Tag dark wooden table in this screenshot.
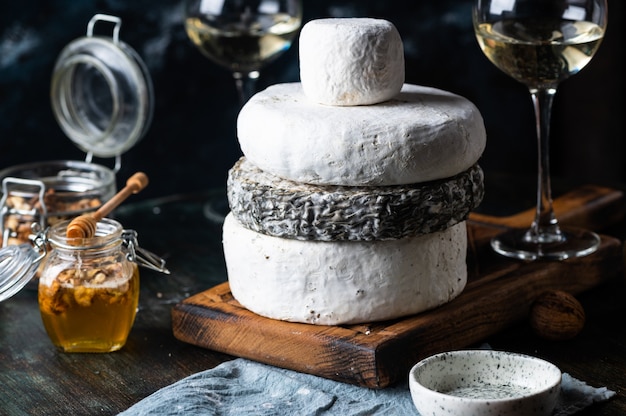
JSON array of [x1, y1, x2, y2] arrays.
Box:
[[1, 183, 625, 415]]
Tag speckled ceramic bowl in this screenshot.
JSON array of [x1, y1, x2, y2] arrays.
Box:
[[409, 350, 561, 416]]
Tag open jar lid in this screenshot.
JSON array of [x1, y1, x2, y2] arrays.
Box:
[[0, 244, 41, 302], [50, 14, 154, 159]]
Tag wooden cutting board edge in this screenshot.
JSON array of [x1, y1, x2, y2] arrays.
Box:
[[171, 185, 626, 388], [172, 234, 623, 388]]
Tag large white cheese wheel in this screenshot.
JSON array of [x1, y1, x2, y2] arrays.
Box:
[[223, 213, 467, 325], [299, 18, 405, 106], [238, 83, 486, 186], [228, 156, 484, 241]]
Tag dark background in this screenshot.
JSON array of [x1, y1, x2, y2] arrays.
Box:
[[0, 0, 623, 204]]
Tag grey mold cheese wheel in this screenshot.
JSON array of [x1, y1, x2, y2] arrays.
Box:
[[227, 157, 484, 241]]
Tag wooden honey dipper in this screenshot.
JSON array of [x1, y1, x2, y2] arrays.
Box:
[[66, 172, 149, 239]]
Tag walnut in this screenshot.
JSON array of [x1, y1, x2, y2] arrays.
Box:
[[39, 280, 69, 315], [73, 286, 95, 307], [529, 290, 586, 341], [91, 272, 107, 284], [57, 269, 73, 283]]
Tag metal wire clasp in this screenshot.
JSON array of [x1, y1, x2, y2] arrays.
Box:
[[29, 223, 49, 264], [87, 14, 122, 44], [122, 230, 170, 274]]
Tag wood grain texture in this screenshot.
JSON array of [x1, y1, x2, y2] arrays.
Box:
[[172, 185, 626, 388]]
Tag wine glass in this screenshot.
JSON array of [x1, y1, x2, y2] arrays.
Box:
[[184, 0, 303, 105], [473, 0, 607, 260]]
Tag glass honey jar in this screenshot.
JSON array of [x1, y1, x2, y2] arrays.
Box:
[[34, 218, 167, 352]]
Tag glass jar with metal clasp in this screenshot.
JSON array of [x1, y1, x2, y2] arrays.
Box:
[[0, 13, 153, 249], [0, 217, 168, 352]]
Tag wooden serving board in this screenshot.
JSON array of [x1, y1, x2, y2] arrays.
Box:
[[172, 185, 625, 389]]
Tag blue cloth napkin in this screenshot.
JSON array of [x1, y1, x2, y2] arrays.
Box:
[[119, 358, 615, 416]]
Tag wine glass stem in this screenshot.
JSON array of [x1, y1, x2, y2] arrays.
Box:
[[528, 87, 562, 244], [233, 71, 259, 106]]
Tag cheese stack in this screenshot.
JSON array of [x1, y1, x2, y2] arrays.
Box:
[[223, 18, 487, 325]]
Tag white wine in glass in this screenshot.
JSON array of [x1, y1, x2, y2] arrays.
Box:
[[473, 0, 607, 260], [185, 0, 302, 104]]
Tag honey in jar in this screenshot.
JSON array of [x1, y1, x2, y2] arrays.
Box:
[[38, 218, 140, 353]]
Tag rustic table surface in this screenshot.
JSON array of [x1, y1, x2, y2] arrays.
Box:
[[1, 180, 625, 415]]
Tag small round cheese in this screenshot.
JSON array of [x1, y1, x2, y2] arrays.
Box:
[[228, 157, 484, 241], [223, 213, 468, 325], [238, 83, 486, 186], [299, 18, 405, 106]]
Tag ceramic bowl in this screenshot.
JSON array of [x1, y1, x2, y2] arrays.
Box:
[[409, 350, 561, 416]]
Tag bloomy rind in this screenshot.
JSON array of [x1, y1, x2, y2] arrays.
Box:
[[223, 213, 468, 325], [299, 18, 405, 106], [237, 83, 487, 186]]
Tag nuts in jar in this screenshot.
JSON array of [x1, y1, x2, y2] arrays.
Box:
[[3, 189, 103, 246], [0, 160, 116, 247]]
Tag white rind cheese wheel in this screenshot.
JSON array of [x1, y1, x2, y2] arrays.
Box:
[[227, 156, 484, 241], [299, 18, 405, 106], [223, 213, 468, 325], [238, 83, 486, 186]]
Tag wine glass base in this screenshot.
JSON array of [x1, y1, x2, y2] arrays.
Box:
[[203, 198, 228, 224], [491, 227, 601, 261]]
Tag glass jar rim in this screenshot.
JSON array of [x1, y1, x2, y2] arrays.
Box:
[[48, 217, 124, 250]]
